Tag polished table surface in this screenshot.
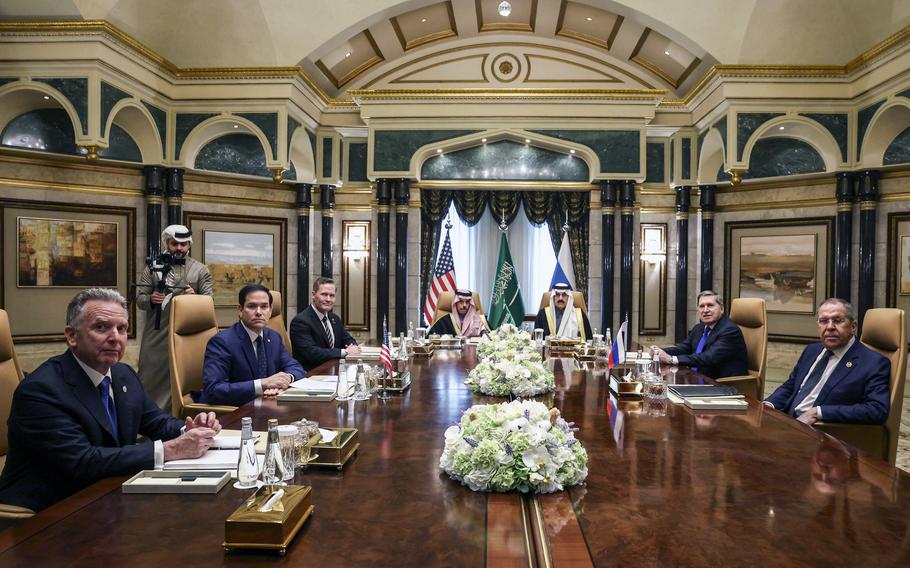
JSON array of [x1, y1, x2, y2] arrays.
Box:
[[1, 349, 909, 566]]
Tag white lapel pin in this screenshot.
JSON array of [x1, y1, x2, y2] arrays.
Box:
[[845, 361, 853, 369], [123, 385, 128, 392]]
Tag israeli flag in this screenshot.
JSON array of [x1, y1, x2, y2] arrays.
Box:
[[549, 231, 576, 290]]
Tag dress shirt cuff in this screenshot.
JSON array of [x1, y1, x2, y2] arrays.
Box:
[[154, 440, 164, 470], [671, 356, 679, 366], [341, 348, 347, 358], [816, 406, 823, 419], [254, 379, 263, 396], [762, 401, 775, 409]]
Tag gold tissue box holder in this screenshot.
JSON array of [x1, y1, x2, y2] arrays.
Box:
[[378, 369, 411, 392], [309, 427, 360, 470], [411, 342, 435, 357], [547, 337, 581, 354], [609, 375, 643, 397], [430, 335, 464, 349], [224, 484, 313, 554]]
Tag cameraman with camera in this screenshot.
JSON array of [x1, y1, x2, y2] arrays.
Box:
[[137, 224, 213, 412]]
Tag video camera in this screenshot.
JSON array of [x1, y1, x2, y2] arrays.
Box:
[[138, 251, 188, 330]]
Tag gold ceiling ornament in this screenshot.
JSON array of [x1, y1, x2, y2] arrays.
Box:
[[727, 168, 744, 186], [271, 167, 286, 183]]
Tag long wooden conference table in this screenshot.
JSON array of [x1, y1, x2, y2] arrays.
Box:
[[1, 347, 909, 566]]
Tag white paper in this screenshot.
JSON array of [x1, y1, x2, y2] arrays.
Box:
[[318, 428, 338, 444], [163, 449, 239, 470], [289, 376, 338, 393]]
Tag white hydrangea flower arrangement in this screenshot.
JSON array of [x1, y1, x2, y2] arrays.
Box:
[[476, 323, 536, 360], [439, 400, 588, 493], [465, 350, 554, 397]]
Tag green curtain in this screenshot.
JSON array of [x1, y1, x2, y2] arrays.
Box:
[[418, 189, 453, 325], [487, 190, 523, 227], [452, 190, 488, 226], [521, 191, 552, 226]]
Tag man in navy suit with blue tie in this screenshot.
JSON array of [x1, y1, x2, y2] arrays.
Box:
[[765, 298, 890, 425], [197, 284, 304, 407], [650, 290, 748, 379], [0, 288, 220, 512]]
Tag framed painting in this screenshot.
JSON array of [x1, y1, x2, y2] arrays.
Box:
[[725, 217, 833, 342], [1, 199, 135, 342], [185, 212, 287, 327]]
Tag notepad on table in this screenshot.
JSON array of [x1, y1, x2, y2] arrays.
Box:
[[288, 376, 339, 393], [163, 449, 239, 470], [669, 385, 743, 399]]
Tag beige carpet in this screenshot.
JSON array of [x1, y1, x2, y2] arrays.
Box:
[[763, 367, 910, 473]]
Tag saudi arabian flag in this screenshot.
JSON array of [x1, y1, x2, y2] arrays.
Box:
[[488, 232, 526, 328]]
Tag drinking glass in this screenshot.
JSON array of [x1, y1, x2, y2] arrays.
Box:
[[292, 420, 318, 469], [353, 364, 371, 401], [416, 326, 427, 343], [533, 328, 544, 346], [277, 425, 297, 481], [335, 361, 351, 401]]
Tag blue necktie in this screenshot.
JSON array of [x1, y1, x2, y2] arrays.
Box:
[[255, 336, 268, 378], [99, 376, 118, 437], [692, 326, 710, 371], [789, 349, 834, 416]]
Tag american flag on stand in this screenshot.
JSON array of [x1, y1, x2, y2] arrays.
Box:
[[423, 228, 457, 324], [380, 316, 394, 377]]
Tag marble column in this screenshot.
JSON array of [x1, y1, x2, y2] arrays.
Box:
[[619, 180, 635, 330], [165, 168, 184, 226], [394, 179, 410, 335], [320, 185, 335, 278], [857, 170, 879, 330], [699, 185, 716, 293], [600, 181, 618, 337], [143, 165, 164, 259], [296, 183, 313, 306], [833, 172, 855, 302], [675, 186, 691, 343], [376, 180, 392, 341]]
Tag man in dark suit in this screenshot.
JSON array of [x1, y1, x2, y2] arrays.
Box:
[[0, 288, 219, 512], [650, 290, 748, 379], [197, 284, 304, 407], [290, 277, 361, 371], [765, 298, 890, 425]]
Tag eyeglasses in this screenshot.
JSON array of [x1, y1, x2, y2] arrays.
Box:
[[817, 317, 849, 326]]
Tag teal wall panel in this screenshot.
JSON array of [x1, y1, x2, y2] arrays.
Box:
[[857, 100, 885, 160], [531, 130, 640, 173], [743, 137, 824, 179], [175, 113, 217, 160], [322, 137, 333, 178], [373, 129, 479, 172], [801, 113, 848, 162], [2, 108, 138, 162], [420, 140, 588, 181], [100, 82, 131, 137], [237, 112, 278, 158], [681, 138, 692, 179], [196, 132, 270, 177], [737, 112, 784, 160], [884, 126, 910, 165], [348, 142, 368, 182], [645, 142, 665, 183], [141, 101, 167, 157], [35, 78, 88, 135]]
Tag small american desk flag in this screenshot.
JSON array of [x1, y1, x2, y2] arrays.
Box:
[[380, 316, 393, 376], [423, 228, 457, 324]]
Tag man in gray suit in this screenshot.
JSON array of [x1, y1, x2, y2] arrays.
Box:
[[136, 224, 213, 411]]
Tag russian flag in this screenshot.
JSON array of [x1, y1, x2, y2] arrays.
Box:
[[608, 320, 628, 369], [549, 231, 576, 290]]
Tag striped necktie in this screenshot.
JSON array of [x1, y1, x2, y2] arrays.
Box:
[[322, 316, 335, 347]]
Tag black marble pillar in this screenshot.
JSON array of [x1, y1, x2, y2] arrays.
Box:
[[857, 170, 879, 330], [296, 184, 313, 307], [619, 180, 635, 330], [600, 181, 618, 337], [143, 165, 164, 259], [834, 172, 855, 302], [393, 180, 410, 335], [376, 180, 392, 341], [165, 168, 184, 226], [319, 185, 335, 278], [675, 186, 691, 343], [699, 185, 716, 293]]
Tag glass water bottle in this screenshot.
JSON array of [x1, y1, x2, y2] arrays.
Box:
[[234, 417, 259, 489], [262, 418, 287, 485]]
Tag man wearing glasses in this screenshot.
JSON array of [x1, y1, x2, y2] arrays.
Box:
[[765, 298, 890, 425]]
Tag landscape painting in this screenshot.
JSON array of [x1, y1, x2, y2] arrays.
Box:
[[901, 235, 910, 295], [17, 217, 118, 287], [738, 234, 816, 313], [204, 230, 275, 306]]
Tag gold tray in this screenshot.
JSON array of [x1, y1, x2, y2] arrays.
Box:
[[378, 370, 411, 392], [224, 484, 313, 555], [308, 427, 360, 470]]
